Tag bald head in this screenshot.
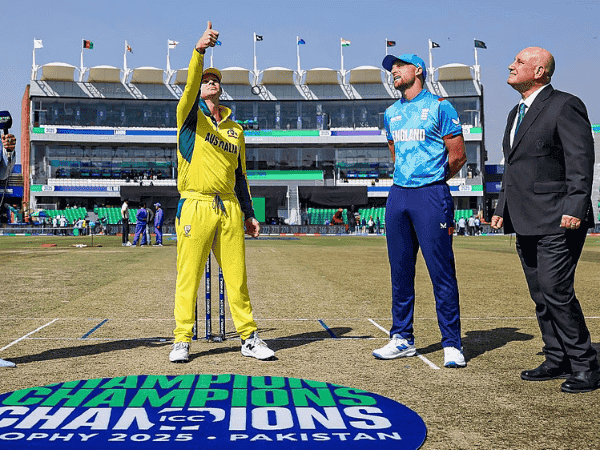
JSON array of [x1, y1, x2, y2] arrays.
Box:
[[508, 47, 555, 98], [524, 47, 555, 79]]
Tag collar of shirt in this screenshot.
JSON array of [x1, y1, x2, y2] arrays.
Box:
[[510, 84, 550, 146], [519, 83, 550, 110], [401, 89, 427, 104]]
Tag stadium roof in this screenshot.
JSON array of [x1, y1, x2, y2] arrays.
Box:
[[221, 67, 252, 85], [260, 67, 296, 85], [437, 63, 474, 81], [40, 63, 77, 82], [348, 66, 384, 84], [174, 68, 188, 85], [130, 67, 164, 84], [304, 68, 340, 85], [87, 66, 121, 83]]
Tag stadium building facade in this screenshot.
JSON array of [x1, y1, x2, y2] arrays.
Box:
[[20, 53, 488, 225]]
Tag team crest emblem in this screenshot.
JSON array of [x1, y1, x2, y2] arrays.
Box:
[[420, 109, 429, 120], [227, 129, 238, 139], [184, 225, 192, 237]]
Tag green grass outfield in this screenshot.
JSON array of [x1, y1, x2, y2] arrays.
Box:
[[1, 234, 599, 449]]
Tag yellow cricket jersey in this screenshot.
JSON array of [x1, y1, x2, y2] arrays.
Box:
[[176, 49, 254, 219]]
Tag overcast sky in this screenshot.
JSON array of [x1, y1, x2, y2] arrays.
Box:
[[2, 0, 600, 164]]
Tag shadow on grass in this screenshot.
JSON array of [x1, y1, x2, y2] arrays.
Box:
[[8, 327, 360, 364], [188, 327, 359, 361], [9, 338, 172, 365], [417, 327, 535, 362]]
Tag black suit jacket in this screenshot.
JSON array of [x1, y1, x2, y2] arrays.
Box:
[[494, 85, 595, 235]]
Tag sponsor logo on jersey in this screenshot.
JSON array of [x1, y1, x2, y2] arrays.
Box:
[[184, 225, 192, 237], [390, 115, 402, 123], [0, 375, 427, 449], [205, 133, 239, 155], [420, 109, 429, 121], [452, 118, 460, 125], [227, 129, 239, 139], [392, 129, 426, 143]]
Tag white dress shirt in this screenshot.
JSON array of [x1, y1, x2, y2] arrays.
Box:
[[510, 84, 551, 147]]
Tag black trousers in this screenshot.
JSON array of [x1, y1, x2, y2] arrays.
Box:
[[516, 230, 599, 372], [122, 219, 130, 244]]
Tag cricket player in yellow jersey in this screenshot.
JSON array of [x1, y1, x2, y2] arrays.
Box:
[[170, 22, 275, 362]]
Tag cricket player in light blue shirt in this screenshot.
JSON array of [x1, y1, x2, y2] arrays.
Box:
[[373, 53, 468, 368]]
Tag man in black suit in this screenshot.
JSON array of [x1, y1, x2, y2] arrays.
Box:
[[491, 47, 599, 393]]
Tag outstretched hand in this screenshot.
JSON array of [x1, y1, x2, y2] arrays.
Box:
[[195, 21, 219, 53]]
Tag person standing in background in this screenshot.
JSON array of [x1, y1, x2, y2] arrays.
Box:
[[145, 203, 154, 245], [121, 199, 132, 246], [153, 202, 164, 246], [132, 202, 148, 247]]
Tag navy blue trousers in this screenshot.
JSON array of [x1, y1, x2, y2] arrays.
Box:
[[385, 183, 462, 348], [133, 223, 147, 246]]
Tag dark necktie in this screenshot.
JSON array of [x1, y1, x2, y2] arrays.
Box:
[[515, 103, 526, 133]]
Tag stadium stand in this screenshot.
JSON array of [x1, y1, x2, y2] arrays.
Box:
[[94, 207, 137, 224]]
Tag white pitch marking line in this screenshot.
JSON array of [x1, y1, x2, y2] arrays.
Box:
[[368, 318, 440, 370], [0, 319, 59, 352]]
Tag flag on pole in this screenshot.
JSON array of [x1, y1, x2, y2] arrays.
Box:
[[386, 40, 396, 47], [253, 33, 262, 77], [34, 39, 43, 49], [82, 40, 94, 49], [428, 39, 439, 74], [474, 40, 487, 49], [168, 40, 179, 49], [297, 38, 306, 45], [341, 39, 351, 47], [126, 43, 133, 53]]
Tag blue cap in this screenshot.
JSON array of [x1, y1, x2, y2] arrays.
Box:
[[382, 54, 427, 80], [154, 202, 161, 207]]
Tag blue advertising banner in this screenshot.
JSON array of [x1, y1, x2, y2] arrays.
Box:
[[0, 375, 427, 449]]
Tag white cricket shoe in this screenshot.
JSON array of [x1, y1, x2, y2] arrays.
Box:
[[373, 334, 417, 360], [169, 342, 190, 363], [241, 332, 275, 360], [0, 358, 16, 368], [444, 346, 466, 368]]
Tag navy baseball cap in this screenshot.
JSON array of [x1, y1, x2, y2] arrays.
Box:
[[382, 54, 427, 80]]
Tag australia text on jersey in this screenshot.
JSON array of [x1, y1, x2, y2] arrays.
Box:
[[205, 133, 239, 155]]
